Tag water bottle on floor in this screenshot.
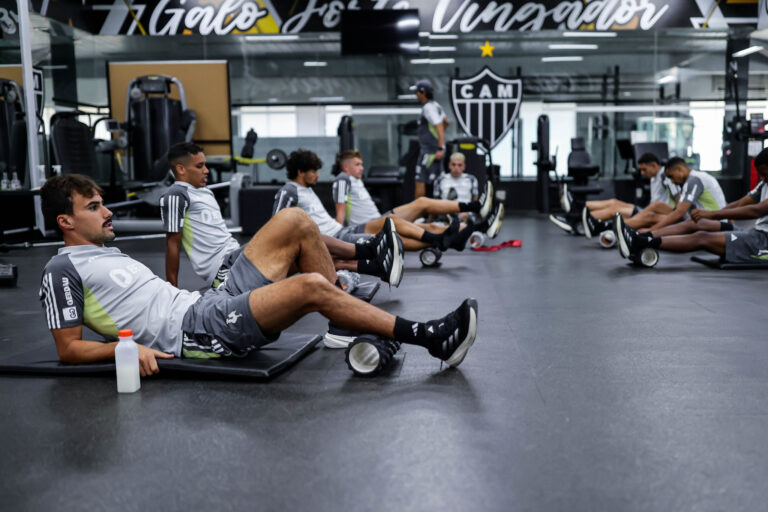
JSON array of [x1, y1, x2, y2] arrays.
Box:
[[115, 329, 140, 393]]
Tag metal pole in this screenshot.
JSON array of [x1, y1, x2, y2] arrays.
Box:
[[18, 0, 46, 235]]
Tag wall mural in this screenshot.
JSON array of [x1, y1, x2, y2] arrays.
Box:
[[27, 0, 759, 36]]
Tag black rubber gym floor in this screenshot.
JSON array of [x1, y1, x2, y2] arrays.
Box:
[[2, 214, 767, 511]]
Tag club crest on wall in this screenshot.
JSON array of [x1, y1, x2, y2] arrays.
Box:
[[450, 67, 522, 149]]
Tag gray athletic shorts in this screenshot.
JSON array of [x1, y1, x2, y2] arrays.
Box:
[[336, 223, 370, 243], [724, 228, 768, 264], [415, 150, 442, 183], [181, 252, 276, 358], [212, 245, 245, 288]]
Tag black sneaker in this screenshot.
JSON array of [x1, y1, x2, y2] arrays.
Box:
[[438, 216, 461, 251], [324, 321, 361, 349], [478, 181, 494, 219], [485, 202, 504, 239], [614, 213, 650, 259], [355, 228, 387, 261], [426, 298, 478, 368], [378, 217, 404, 287], [449, 219, 476, 251], [560, 183, 573, 213], [581, 207, 608, 239], [549, 214, 574, 233]]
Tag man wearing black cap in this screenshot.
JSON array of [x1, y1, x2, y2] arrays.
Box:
[[411, 78, 449, 199]]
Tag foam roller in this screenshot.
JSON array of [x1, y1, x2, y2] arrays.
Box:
[[345, 335, 401, 377]]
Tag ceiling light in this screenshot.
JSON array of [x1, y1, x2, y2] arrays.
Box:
[[732, 45, 764, 58], [548, 43, 598, 50], [541, 56, 583, 62], [410, 58, 455, 64], [419, 32, 430, 37], [419, 46, 457, 52], [309, 96, 345, 102], [429, 34, 458, 40], [562, 31, 616, 38], [398, 94, 415, 99], [245, 34, 299, 41], [657, 75, 676, 84], [396, 17, 420, 30], [304, 61, 328, 67]]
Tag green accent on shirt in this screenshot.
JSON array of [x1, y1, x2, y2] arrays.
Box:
[[83, 285, 118, 338], [346, 195, 352, 225], [181, 211, 193, 256], [698, 190, 720, 211], [428, 123, 438, 140]]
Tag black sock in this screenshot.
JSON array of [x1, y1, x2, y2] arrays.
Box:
[[420, 230, 441, 245], [450, 225, 475, 251], [357, 259, 379, 276], [649, 237, 662, 249], [393, 316, 429, 347], [354, 240, 375, 260], [459, 201, 480, 213]]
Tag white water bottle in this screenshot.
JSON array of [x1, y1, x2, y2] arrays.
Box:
[[115, 329, 141, 393], [1, 172, 8, 191], [10, 172, 20, 190]]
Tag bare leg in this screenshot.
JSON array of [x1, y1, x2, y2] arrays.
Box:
[[651, 218, 723, 237], [364, 215, 432, 250], [658, 231, 726, 256], [393, 197, 461, 222], [321, 234, 355, 260], [414, 181, 426, 199], [591, 203, 635, 221], [243, 207, 337, 284], [626, 209, 666, 229], [248, 273, 397, 337], [587, 198, 630, 211]]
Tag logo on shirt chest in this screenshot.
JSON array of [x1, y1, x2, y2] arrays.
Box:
[[108, 263, 144, 288]]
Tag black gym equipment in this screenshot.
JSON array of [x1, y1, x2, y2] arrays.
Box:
[[691, 255, 768, 270], [351, 279, 380, 302], [0, 79, 28, 186], [533, 115, 556, 213], [344, 334, 401, 377], [0, 332, 320, 380], [331, 115, 355, 176], [419, 246, 442, 267], [629, 248, 659, 268], [0, 263, 18, 287], [125, 75, 196, 182]]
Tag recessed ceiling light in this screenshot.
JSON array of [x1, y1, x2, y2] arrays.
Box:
[[548, 44, 598, 50], [304, 61, 328, 67], [562, 31, 616, 38], [541, 56, 584, 62], [245, 35, 299, 42]]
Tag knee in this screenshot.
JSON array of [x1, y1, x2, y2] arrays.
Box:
[[277, 207, 317, 234], [415, 196, 430, 208], [298, 272, 334, 307]]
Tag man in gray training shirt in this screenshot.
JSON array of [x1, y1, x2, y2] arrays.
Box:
[[38, 174, 478, 376], [615, 148, 768, 264]]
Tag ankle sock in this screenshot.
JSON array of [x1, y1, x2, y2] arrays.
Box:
[[649, 237, 662, 249], [393, 316, 429, 347], [420, 230, 441, 245], [354, 240, 375, 260], [459, 201, 480, 213]]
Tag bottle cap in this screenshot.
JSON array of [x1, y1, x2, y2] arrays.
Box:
[[118, 329, 133, 337]]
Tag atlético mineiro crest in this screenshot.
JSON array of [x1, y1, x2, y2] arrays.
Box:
[[450, 67, 522, 149]]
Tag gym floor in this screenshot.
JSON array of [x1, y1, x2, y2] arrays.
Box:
[[1, 214, 767, 511]]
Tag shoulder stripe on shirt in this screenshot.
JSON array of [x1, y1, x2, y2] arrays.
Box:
[[43, 273, 61, 329]]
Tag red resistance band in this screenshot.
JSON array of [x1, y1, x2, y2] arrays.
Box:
[[471, 240, 522, 252]]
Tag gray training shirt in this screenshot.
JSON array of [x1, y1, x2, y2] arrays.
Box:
[[433, 173, 478, 203], [332, 173, 381, 225], [273, 181, 345, 237], [160, 181, 240, 284], [39, 245, 201, 356], [749, 180, 768, 233]]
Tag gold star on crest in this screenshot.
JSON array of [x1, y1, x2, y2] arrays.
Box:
[[479, 41, 495, 57]]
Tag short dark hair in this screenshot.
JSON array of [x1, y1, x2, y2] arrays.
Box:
[[637, 152, 660, 165], [665, 157, 687, 171], [339, 150, 362, 165], [286, 149, 322, 179], [755, 148, 768, 169], [167, 142, 204, 174], [40, 174, 104, 233]]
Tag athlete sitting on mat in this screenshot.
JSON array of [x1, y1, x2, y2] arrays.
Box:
[[333, 149, 500, 231], [614, 148, 768, 264], [432, 152, 480, 223], [275, 149, 484, 253], [553, 152, 680, 237], [38, 174, 478, 375], [160, 142, 401, 288]]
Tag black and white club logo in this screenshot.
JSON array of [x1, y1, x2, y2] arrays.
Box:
[[450, 67, 522, 149]]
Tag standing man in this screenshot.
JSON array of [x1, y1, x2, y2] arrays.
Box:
[[412, 79, 449, 199]]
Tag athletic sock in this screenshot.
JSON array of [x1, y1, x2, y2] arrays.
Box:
[[649, 237, 662, 249], [459, 201, 481, 213], [450, 224, 475, 251], [354, 241, 375, 261], [393, 316, 429, 347], [420, 230, 441, 245], [356, 259, 379, 276]]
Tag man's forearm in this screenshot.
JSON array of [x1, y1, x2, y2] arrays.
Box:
[[165, 250, 180, 287], [718, 203, 768, 220], [651, 210, 685, 230], [59, 339, 118, 364]]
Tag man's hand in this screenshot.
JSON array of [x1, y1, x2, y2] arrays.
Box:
[[435, 148, 445, 161], [691, 209, 715, 222], [137, 345, 174, 377]]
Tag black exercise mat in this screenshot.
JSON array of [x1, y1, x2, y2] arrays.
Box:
[[0, 332, 321, 380], [352, 279, 380, 302], [691, 255, 768, 270]]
